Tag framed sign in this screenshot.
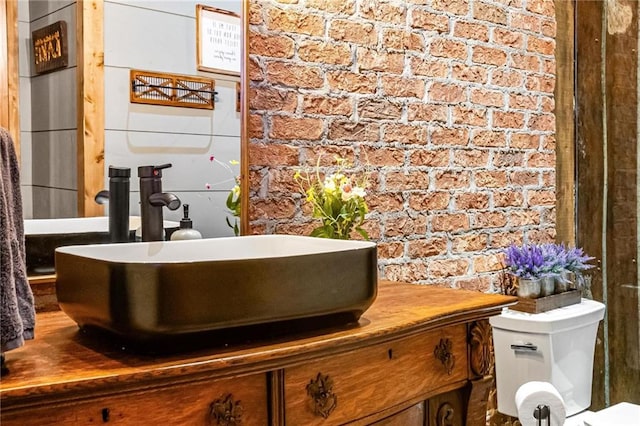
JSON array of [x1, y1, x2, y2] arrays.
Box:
[[32, 21, 68, 74], [196, 5, 241, 76]]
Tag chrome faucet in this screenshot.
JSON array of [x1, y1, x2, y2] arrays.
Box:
[[138, 163, 180, 242]]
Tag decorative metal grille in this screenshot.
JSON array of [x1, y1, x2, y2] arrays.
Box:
[[130, 70, 216, 110]]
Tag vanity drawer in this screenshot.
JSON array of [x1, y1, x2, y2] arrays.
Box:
[[284, 324, 467, 425], [2, 373, 267, 426]]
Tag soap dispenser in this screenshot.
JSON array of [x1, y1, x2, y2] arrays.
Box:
[[170, 204, 202, 240]]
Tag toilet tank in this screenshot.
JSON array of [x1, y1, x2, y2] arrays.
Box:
[[490, 300, 605, 417]]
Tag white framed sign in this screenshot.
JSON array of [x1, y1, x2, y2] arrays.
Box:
[[196, 5, 241, 76]]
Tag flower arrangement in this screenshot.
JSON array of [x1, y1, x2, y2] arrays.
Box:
[[294, 157, 369, 240], [505, 243, 595, 280], [206, 156, 241, 236]]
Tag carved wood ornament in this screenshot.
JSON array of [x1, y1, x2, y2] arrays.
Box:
[[208, 394, 243, 426], [469, 320, 494, 377], [306, 372, 337, 418], [436, 402, 456, 426], [434, 338, 456, 375]]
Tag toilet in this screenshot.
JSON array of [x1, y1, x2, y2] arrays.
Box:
[[490, 299, 640, 425]]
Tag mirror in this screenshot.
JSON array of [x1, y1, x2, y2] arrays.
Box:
[[14, 0, 245, 238]]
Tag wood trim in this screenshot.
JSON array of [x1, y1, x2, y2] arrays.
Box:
[[240, 0, 249, 235], [554, 0, 576, 245], [0, 0, 20, 160], [76, 0, 105, 217]]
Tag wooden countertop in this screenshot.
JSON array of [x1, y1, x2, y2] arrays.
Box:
[[1, 281, 515, 410]]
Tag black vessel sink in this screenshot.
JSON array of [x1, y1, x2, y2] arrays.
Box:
[[55, 235, 378, 341]]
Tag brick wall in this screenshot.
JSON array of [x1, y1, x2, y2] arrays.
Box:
[[247, 0, 557, 291]]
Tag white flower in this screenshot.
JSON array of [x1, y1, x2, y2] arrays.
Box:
[[341, 183, 366, 201]]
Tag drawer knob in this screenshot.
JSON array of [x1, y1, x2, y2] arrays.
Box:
[[434, 338, 456, 375], [209, 393, 243, 426], [306, 372, 337, 419]]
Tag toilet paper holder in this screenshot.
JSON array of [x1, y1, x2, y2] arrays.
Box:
[[533, 404, 550, 426]]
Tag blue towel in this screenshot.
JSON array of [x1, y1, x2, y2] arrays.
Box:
[[0, 127, 35, 352]]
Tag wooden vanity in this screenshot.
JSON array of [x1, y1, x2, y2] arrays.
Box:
[[1, 281, 514, 425]]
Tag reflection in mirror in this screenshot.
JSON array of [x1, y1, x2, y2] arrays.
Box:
[[17, 0, 242, 238]]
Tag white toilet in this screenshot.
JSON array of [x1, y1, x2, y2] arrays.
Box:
[[490, 299, 640, 425]]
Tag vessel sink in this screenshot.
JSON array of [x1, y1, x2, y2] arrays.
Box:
[[55, 235, 378, 341], [24, 216, 179, 276]]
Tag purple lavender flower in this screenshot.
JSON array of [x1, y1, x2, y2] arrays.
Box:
[[504, 244, 545, 279], [565, 246, 595, 272]]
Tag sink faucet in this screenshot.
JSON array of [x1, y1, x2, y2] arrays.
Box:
[[138, 163, 181, 242], [94, 166, 131, 243]]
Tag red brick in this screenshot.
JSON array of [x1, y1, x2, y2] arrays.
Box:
[[367, 193, 404, 212], [470, 88, 504, 107], [429, 82, 466, 103], [529, 113, 555, 132], [494, 151, 525, 167], [298, 40, 352, 65], [382, 76, 426, 99], [411, 10, 449, 32], [527, 152, 555, 168], [250, 87, 297, 112], [473, 253, 503, 273], [330, 20, 377, 46], [472, 130, 506, 147], [386, 170, 430, 190], [452, 106, 487, 127], [377, 241, 405, 259], [511, 133, 539, 149], [360, 0, 406, 24], [327, 70, 377, 94], [249, 143, 299, 166], [473, 2, 507, 25], [472, 46, 508, 66], [490, 230, 524, 249], [362, 146, 404, 166], [249, 2, 263, 25], [430, 38, 467, 60], [541, 96, 554, 113], [302, 146, 356, 166], [249, 32, 295, 58], [542, 134, 555, 150], [384, 263, 428, 283], [432, 127, 469, 146], [542, 170, 555, 187], [410, 149, 450, 167], [510, 171, 539, 186], [528, 36, 555, 56], [492, 70, 524, 87], [526, 0, 555, 17], [455, 192, 489, 209], [359, 99, 403, 120], [409, 192, 450, 210], [494, 190, 524, 207], [248, 113, 264, 139], [526, 74, 555, 93], [509, 93, 537, 110], [511, 53, 541, 72], [474, 211, 507, 229], [454, 21, 489, 41], [329, 120, 380, 141], [385, 214, 427, 237], [543, 59, 555, 74], [250, 197, 296, 220], [428, 258, 469, 277], [384, 124, 428, 144], [357, 47, 405, 73], [248, 56, 264, 82], [453, 149, 489, 167], [275, 221, 318, 236], [475, 170, 508, 188], [306, 0, 355, 14], [432, 0, 468, 15], [509, 210, 541, 226], [411, 58, 448, 77], [383, 29, 425, 52], [542, 19, 556, 38], [455, 276, 491, 292], [493, 111, 525, 129], [303, 95, 352, 116], [511, 12, 541, 33], [269, 116, 324, 140], [266, 62, 323, 88], [452, 233, 487, 253], [452, 64, 488, 83], [435, 170, 470, 189], [494, 28, 524, 48], [526, 228, 556, 244], [528, 190, 555, 206], [268, 168, 299, 193], [267, 8, 324, 36], [408, 238, 448, 258], [407, 104, 448, 122]]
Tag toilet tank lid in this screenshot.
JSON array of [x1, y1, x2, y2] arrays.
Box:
[[489, 299, 605, 334]]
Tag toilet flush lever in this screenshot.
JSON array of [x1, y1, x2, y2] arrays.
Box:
[[510, 343, 538, 352]]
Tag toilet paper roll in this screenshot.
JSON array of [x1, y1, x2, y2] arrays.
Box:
[[515, 381, 567, 426]]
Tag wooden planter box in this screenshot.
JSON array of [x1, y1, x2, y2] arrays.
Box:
[[511, 290, 582, 314]]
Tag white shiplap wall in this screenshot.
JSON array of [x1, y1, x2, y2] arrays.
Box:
[[103, 0, 242, 238]]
